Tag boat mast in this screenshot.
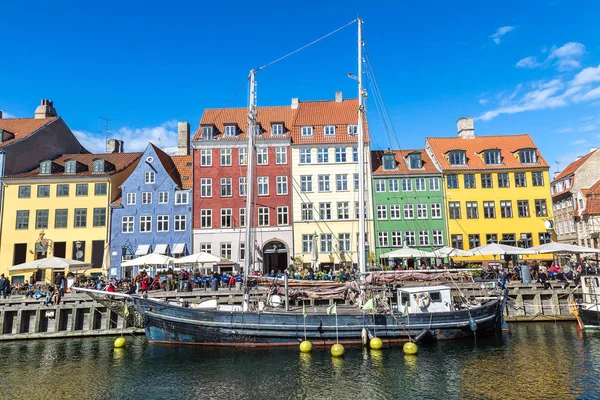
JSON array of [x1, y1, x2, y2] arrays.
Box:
[[357, 18, 367, 275], [244, 69, 257, 287]]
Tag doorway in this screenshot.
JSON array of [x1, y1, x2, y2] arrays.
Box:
[[262, 241, 288, 274]]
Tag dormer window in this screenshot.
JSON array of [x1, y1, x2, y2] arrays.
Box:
[[408, 153, 422, 169], [224, 125, 236, 137], [449, 150, 466, 166], [1, 129, 15, 142], [324, 125, 336, 136], [484, 150, 501, 165], [93, 159, 105, 173], [40, 161, 52, 175], [253, 124, 262, 136], [382, 154, 396, 171], [200, 126, 213, 140], [272, 123, 284, 136], [301, 126, 313, 137], [348, 125, 358, 136], [519, 149, 537, 164], [65, 160, 77, 174]]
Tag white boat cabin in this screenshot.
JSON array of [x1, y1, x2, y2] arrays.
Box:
[[397, 285, 453, 313], [581, 276, 600, 304]]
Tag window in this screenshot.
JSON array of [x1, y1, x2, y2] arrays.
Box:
[[539, 232, 552, 244], [220, 149, 232, 166], [258, 176, 269, 195], [320, 234, 333, 252], [319, 203, 332, 220], [392, 231, 403, 247], [144, 171, 155, 184], [404, 231, 416, 246], [258, 207, 269, 226], [336, 174, 348, 191], [415, 178, 426, 191], [224, 125, 236, 137], [18, 186, 31, 198], [174, 215, 186, 231], [352, 147, 359, 162], [355, 201, 367, 220], [74, 208, 87, 228], [142, 192, 152, 204], [388, 178, 399, 192], [301, 203, 313, 221], [378, 232, 389, 247], [55, 209, 68, 228], [335, 148, 347, 163], [417, 204, 428, 219], [302, 234, 313, 253], [300, 175, 313, 192], [139, 215, 151, 232], [276, 176, 288, 195], [519, 233, 533, 248], [486, 234, 498, 244], [175, 191, 189, 204], [301, 126, 313, 137], [220, 243, 232, 260], [37, 185, 50, 197], [558, 222, 564, 235], [377, 205, 387, 220], [502, 234, 516, 246], [277, 206, 288, 225], [449, 202, 461, 219], [447, 175, 458, 189], [253, 124, 262, 136], [517, 200, 530, 218], [402, 178, 412, 191], [519, 149, 537, 164], [483, 201, 495, 218], [91, 183, 106, 196], [500, 201, 513, 218], [403, 204, 414, 219], [383, 154, 395, 170], [535, 199, 548, 217], [121, 216, 134, 233], [126, 192, 136, 205], [200, 178, 212, 197], [76, 183, 88, 196], [35, 209, 49, 229], [65, 160, 76, 174], [200, 209, 212, 228], [515, 173, 527, 187], [256, 148, 268, 165], [318, 175, 330, 192], [200, 126, 213, 140], [275, 147, 287, 164], [466, 202, 478, 219], [429, 177, 440, 191], [390, 204, 401, 220], [239, 148, 247, 165], [484, 150, 501, 165], [200, 243, 211, 254], [221, 208, 232, 228], [40, 161, 51, 174], [532, 172, 544, 186], [221, 178, 232, 197], [54, 184, 67, 197], [239, 208, 245, 227], [468, 234, 480, 249], [432, 230, 443, 246], [317, 148, 329, 163], [339, 233, 351, 252], [337, 202, 349, 220], [347, 125, 358, 136], [93, 159, 105, 173], [272, 123, 283, 136], [431, 203, 441, 219], [375, 180, 386, 192], [354, 173, 359, 190], [93, 208, 106, 227], [419, 231, 429, 246], [451, 234, 464, 249], [567, 197, 573, 207], [158, 191, 169, 204], [16, 210, 29, 229], [449, 150, 466, 165], [409, 153, 422, 169], [324, 125, 336, 136], [481, 174, 493, 188], [464, 174, 476, 189], [200, 149, 212, 166], [498, 173, 510, 188], [571, 220, 576, 233], [300, 148, 312, 164], [239, 177, 247, 197]]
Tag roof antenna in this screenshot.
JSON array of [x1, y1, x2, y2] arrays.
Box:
[[99, 116, 118, 153], [554, 160, 561, 174]]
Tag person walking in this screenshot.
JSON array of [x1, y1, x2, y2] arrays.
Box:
[[0, 274, 8, 299]]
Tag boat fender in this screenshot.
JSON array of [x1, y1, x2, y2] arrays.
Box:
[[469, 317, 477, 332], [361, 328, 369, 346], [414, 328, 429, 343], [416, 293, 430, 309]]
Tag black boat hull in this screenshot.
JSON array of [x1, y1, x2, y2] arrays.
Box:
[[579, 305, 600, 329]]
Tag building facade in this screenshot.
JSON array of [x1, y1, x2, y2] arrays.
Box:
[[109, 138, 193, 279], [371, 150, 445, 266], [574, 179, 600, 249], [426, 117, 554, 260], [0, 151, 141, 281]]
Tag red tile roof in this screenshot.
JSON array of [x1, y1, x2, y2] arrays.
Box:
[[582, 179, 600, 215], [552, 150, 596, 183], [0, 117, 58, 148], [426, 134, 549, 171], [371, 149, 440, 175], [171, 155, 193, 189]]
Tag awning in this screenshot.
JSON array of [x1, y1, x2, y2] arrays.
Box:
[[135, 245, 151, 256], [172, 243, 186, 255], [154, 244, 169, 255], [264, 248, 288, 254]]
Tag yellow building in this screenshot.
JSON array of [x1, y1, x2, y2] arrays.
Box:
[[426, 118, 554, 262], [0, 152, 141, 282]]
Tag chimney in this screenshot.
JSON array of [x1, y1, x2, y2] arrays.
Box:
[[0, 111, 3, 119], [590, 147, 598, 153], [34, 99, 57, 119], [335, 91, 342, 102], [291, 98, 299, 109], [107, 139, 124, 153], [457, 117, 475, 139], [177, 122, 190, 156]]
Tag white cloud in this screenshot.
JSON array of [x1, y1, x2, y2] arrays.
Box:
[[516, 56, 541, 69], [0, 110, 16, 118], [570, 139, 589, 146], [490, 26, 515, 44], [516, 42, 586, 71], [73, 120, 179, 153], [571, 64, 600, 86], [478, 99, 489, 105], [555, 127, 573, 133]]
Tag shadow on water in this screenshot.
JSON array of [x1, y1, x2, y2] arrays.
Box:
[[0, 323, 599, 400]]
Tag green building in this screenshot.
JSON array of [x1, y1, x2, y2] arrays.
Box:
[[371, 150, 446, 267]]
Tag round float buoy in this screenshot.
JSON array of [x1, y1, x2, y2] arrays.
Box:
[[370, 337, 383, 350], [299, 340, 313, 353], [403, 342, 417, 355], [331, 343, 345, 357], [114, 337, 127, 348]]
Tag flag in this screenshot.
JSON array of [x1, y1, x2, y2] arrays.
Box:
[[327, 303, 337, 315], [362, 298, 374, 311], [303, 303, 307, 318], [402, 303, 409, 317], [124, 304, 130, 318]]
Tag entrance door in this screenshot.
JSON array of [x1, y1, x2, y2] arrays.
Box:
[[262, 241, 288, 274]]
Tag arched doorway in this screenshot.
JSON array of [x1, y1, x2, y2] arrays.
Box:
[[262, 240, 288, 274]]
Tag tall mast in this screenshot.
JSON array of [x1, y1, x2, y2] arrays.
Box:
[[357, 18, 367, 275], [244, 69, 257, 288]]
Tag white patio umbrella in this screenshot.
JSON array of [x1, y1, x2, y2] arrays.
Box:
[[529, 242, 600, 254], [381, 246, 436, 258], [172, 252, 222, 264], [8, 257, 92, 272], [468, 243, 536, 256], [121, 253, 174, 267], [432, 246, 474, 257]]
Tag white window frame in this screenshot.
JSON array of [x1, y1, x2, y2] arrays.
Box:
[[140, 215, 152, 232], [347, 125, 358, 136], [300, 175, 312, 192], [275, 146, 287, 164], [221, 178, 232, 197], [317, 148, 329, 163], [402, 178, 412, 191], [404, 204, 414, 219], [377, 205, 387, 220], [238, 148, 247, 165], [142, 192, 152, 205], [336, 174, 348, 191], [431, 203, 442, 219], [429, 177, 440, 191], [258, 207, 269, 226], [175, 191, 189, 205], [122, 216, 134, 233], [318, 175, 330, 192], [391, 231, 402, 247], [390, 204, 401, 220], [419, 231, 429, 246], [433, 230, 443, 246], [378, 232, 389, 247], [300, 148, 312, 164], [388, 179, 399, 192], [239, 177, 247, 197], [257, 148, 268, 165], [277, 206, 288, 225], [221, 208, 232, 228], [276, 176, 288, 195], [157, 215, 169, 232], [417, 204, 428, 219], [335, 147, 347, 163], [174, 214, 186, 231], [144, 171, 155, 184], [200, 209, 212, 228], [220, 148, 232, 166], [375, 180, 386, 192], [301, 126, 313, 137], [415, 178, 426, 191], [224, 125, 236, 137], [272, 123, 283, 136], [200, 149, 212, 166], [126, 193, 136, 205], [158, 191, 169, 204], [258, 176, 269, 196], [324, 125, 336, 136], [200, 178, 212, 198]]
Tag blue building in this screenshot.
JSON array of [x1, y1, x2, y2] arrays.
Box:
[[109, 143, 193, 278]]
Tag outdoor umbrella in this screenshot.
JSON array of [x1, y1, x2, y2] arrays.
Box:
[[468, 243, 536, 256], [529, 242, 600, 254], [8, 257, 92, 272], [172, 252, 222, 264], [381, 246, 436, 258], [432, 246, 474, 257], [121, 253, 174, 267]]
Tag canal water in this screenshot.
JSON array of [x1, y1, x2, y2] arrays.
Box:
[[0, 322, 599, 400]]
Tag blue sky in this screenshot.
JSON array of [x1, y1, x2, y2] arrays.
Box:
[[1, 0, 599, 172]]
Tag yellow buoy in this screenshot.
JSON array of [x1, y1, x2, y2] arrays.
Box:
[[331, 343, 345, 357], [114, 337, 127, 348], [370, 337, 383, 350], [403, 341, 417, 355], [299, 340, 313, 353]]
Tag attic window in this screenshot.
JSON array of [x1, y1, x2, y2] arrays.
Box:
[[40, 161, 52, 175], [382, 154, 396, 171], [347, 125, 358, 136], [253, 124, 262, 136], [185, 162, 192, 167], [93, 159, 105, 173], [519, 149, 537, 164], [301, 126, 313, 137], [224, 125, 236, 137], [272, 123, 284, 136], [484, 150, 501, 165], [324, 125, 336, 136], [408, 153, 423, 169], [201, 126, 213, 140], [183, 176, 189, 180], [65, 160, 77, 174], [449, 150, 466, 166], [1, 129, 15, 142]]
